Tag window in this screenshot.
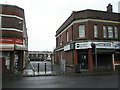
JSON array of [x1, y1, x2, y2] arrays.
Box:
[[103, 26, 107, 38], [71, 25, 74, 41], [78, 25, 85, 38], [0, 16, 1, 27], [66, 31, 69, 42], [94, 25, 98, 38], [114, 27, 118, 38], [60, 35, 63, 45], [56, 38, 58, 46], [108, 26, 113, 38], [60, 51, 63, 60]]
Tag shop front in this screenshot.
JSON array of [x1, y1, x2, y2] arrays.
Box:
[[77, 49, 88, 70], [2, 51, 22, 73], [75, 41, 120, 71], [55, 41, 120, 72], [0, 37, 28, 74]]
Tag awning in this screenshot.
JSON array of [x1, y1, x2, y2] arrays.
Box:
[[97, 49, 115, 54], [15, 44, 28, 50], [0, 44, 28, 51], [115, 49, 120, 54], [0, 44, 14, 51]]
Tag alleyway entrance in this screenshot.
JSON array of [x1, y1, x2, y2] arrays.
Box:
[[22, 61, 75, 76], [23, 61, 55, 76]]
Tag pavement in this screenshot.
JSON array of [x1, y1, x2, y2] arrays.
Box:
[[2, 61, 119, 89], [2, 63, 119, 89], [2, 61, 119, 79], [21, 61, 119, 77]]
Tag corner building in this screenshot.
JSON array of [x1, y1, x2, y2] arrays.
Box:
[[55, 4, 120, 71], [0, 4, 28, 74]]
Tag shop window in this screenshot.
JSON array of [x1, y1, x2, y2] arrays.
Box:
[[115, 54, 120, 61], [108, 26, 113, 38], [94, 25, 98, 38], [14, 54, 19, 72], [2, 52, 10, 71], [103, 26, 107, 38], [78, 25, 85, 38]]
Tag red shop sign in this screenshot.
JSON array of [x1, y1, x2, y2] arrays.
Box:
[[0, 37, 24, 45]]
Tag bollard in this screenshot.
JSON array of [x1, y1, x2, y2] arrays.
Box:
[[45, 63, 46, 74], [38, 63, 39, 73]]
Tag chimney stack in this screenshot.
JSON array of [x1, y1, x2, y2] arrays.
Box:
[[107, 3, 113, 12]]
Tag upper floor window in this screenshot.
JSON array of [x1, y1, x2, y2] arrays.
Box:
[[60, 35, 63, 45], [103, 26, 107, 38], [66, 31, 69, 42], [108, 26, 113, 38], [56, 38, 58, 46], [114, 27, 118, 38], [94, 25, 98, 38], [78, 25, 85, 38]]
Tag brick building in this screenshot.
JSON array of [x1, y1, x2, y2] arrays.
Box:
[[28, 51, 53, 63], [0, 4, 28, 74], [54, 4, 120, 71]]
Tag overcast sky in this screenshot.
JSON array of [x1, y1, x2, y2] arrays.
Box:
[[0, 0, 119, 51]]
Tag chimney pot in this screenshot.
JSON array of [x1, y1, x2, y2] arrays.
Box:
[[107, 3, 113, 12]]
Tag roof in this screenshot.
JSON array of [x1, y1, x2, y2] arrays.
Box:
[[0, 4, 24, 11], [56, 9, 120, 36]]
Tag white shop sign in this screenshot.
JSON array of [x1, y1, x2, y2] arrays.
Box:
[[64, 44, 70, 51], [95, 42, 113, 49], [75, 42, 119, 49], [75, 42, 91, 49]]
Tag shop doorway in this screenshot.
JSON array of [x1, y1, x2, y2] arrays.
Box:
[[14, 51, 23, 72], [77, 50, 88, 69]]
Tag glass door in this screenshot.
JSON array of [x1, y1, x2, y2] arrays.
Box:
[[78, 52, 88, 69]]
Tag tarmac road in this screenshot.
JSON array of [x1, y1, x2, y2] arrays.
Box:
[[3, 73, 118, 88]]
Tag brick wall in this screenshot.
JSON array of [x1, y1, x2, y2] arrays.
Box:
[[1, 5, 24, 18], [0, 4, 26, 39], [1, 30, 23, 38], [56, 20, 120, 47], [2, 17, 23, 30]]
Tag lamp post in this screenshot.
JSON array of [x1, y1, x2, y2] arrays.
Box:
[[91, 43, 97, 71]]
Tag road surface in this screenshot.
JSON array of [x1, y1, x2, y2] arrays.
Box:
[[3, 73, 118, 88]]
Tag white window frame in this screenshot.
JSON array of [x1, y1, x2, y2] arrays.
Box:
[[60, 35, 63, 45], [94, 25, 98, 38], [108, 26, 113, 38], [114, 27, 118, 38], [103, 26, 107, 38], [0, 16, 1, 29], [66, 31, 69, 42], [78, 25, 85, 38]]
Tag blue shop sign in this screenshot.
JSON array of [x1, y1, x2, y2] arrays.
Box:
[[114, 42, 120, 49]]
